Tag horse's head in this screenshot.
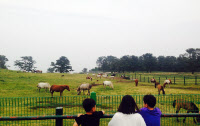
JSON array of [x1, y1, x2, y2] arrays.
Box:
[[77, 87, 81, 95], [64, 85, 70, 91]]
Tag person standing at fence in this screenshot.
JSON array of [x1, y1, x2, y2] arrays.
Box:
[[139, 95, 162, 126], [73, 98, 105, 126], [108, 95, 146, 126]]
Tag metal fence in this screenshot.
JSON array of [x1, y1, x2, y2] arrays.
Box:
[[0, 93, 200, 125], [118, 73, 200, 85]]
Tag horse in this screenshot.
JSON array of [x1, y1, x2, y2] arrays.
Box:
[[37, 82, 51, 92], [86, 76, 92, 81], [103, 81, 114, 89], [77, 83, 92, 95], [157, 84, 165, 95], [121, 75, 130, 80], [96, 75, 101, 79], [153, 80, 160, 88], [173, 99, 200, 123], [150, 78, 156, 83], [134, 79, 138, 86], [111, 74, 116, 76], [32, 70, 42, 73], [50, 85, 70, 97], [102, 74, 108, 78], [163, 79, 172, 88]]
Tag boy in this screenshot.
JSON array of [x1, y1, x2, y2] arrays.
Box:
[[73, 98, 105, 126], [139, 95, 162, 126]]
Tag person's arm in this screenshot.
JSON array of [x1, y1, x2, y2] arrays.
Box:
[[73, 114, 83, 126], [73, 122, 78, 126]]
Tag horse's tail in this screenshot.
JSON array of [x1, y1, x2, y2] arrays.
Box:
[[161, 86, 165, 95], [173, 100, 176, 108]]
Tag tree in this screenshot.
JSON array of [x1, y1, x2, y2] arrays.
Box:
[[82, 68, 87, 73], [141, 53, 157, 73], [0, 55, 8, 69], [184, 48, 200, 74], [14, 56, 36, 72], [51, 56, 72, 73]]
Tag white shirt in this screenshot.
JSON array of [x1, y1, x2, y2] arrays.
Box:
[[108, 112, 146, 126]]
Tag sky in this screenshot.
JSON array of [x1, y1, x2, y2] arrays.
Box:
[[0, 0, 200, 73]]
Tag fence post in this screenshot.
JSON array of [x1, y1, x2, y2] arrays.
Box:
[[184, 76, 185, 85], [56, 107, 63, 126], [135, 73, 136, 79], [159, 77, 160, 84], [90, 91, 96, 102], [148, 77, 149, 83], [144, 77, 145, 82], [174, 77, 175, 84], [195, 76, 197, 85], [140, 75, 141, 82]]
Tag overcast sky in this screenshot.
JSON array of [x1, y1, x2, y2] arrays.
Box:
[[0, 0, 200, 73]]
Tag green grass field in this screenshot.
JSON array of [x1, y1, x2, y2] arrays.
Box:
[[0, 69, 200, 126]]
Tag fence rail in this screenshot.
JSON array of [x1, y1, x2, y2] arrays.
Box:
[[1, 93, 200, 125], [117, 73, 200, 85], [0, 107, 200, 126]]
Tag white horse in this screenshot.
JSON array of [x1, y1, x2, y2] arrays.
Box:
[[163, 79, 172, 88], [103, 81, 114, 89], [37, 82, 51, 92], [96, 75, 101, 79], [102, 74, 108, 78]]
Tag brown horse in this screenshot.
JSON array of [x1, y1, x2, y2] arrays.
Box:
[[135, 79, 138, 86], [50, 85, 70, 97], [151, 78, 156, 83], [86, 76, 92, 81], [173, 99, 200, 123], [157, 84, 165, 95]]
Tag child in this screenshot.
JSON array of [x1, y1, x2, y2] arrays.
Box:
[[139, 95, 162, 126], [73, 98, 105, 126], [108, 95, 146, 126]]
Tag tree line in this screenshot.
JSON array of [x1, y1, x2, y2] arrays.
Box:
[[90, 48, 200, 74], [1, 48, 200, 74], [0, 56, 72, 73]]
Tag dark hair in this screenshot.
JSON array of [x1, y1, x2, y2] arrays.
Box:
[[118, 95, 140, 114], [143, 95, 156, 108], [82, 98, 96, 112]]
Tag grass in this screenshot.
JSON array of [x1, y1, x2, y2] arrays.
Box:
[[1, 69, 200, 126]]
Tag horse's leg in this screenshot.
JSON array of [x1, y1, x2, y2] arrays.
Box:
[[158, 88, 160, 95], [51, 92, 54, 98], [183, 111, 190, 123], [88, 90, 90, 95]]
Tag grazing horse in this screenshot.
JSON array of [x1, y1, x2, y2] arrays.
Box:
[[77, 83, 92, 95], [173, 99, 200, 123], [163, 79, 172, 88], [134, 79, 138, 86], [109, 76, 115, 80], [32, 70, 42, 73], [50, 85, 70, 97], [157, 84, 165, 95], [37, 82, 51, 92], [111, 74, 116, 76], [96, 75, 101, 79], [102, 74, 108, 78], [121, 75, 130, 80], [103, 81, 114, 89], [86, 76, 92, 81]]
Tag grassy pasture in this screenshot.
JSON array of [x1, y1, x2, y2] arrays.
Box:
[[0, 69, 200, 97], [0, 69, 200, 126]]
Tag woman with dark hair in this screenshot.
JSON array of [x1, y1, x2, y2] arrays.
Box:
[[108, 95, 146, 126]]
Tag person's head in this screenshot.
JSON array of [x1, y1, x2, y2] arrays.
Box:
[[82, 98, 96, 112], [143, 95, 156, 108], [118, 95, 140, 114]]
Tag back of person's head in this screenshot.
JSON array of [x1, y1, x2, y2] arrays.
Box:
[[82, 98, 96, 112], [118, 95, 139, 114], [143, 95, 156, 108]]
